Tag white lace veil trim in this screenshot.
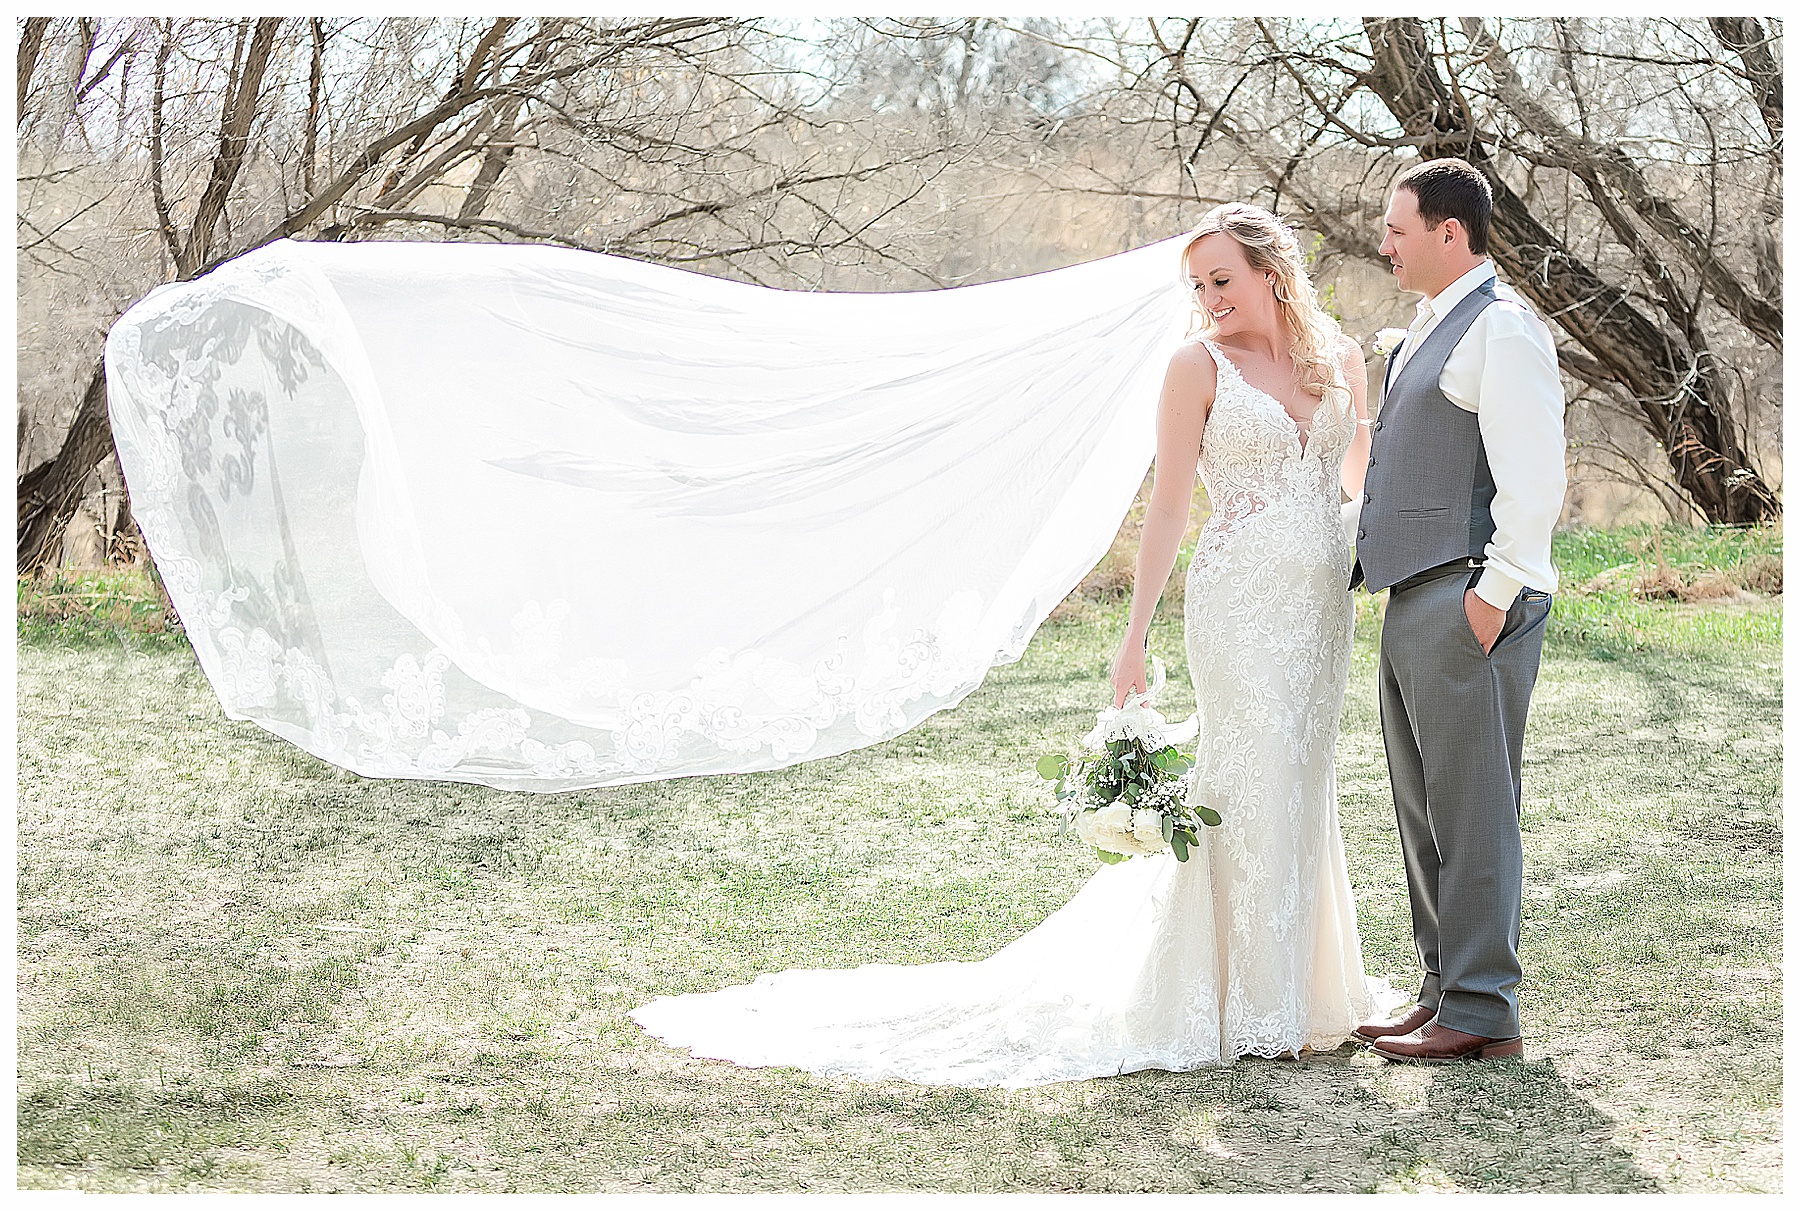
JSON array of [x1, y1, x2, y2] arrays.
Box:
[[103, 237, 1189, 790]]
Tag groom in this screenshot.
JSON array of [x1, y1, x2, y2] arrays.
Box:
[[1349, 158, 1566, 1062]]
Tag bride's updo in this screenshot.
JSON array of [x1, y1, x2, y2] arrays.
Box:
[[1180, 203, 1343, 403]]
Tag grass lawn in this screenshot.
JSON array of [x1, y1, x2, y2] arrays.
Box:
[[15, 525, 1782, 1192]]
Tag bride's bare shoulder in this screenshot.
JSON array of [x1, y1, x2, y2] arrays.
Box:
[[1159, 339, 1220, 420], [1165, 338, 1221, 386]]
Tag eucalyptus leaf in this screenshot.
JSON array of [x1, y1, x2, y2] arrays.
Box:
[[1198, 806, 1222, 828], [1094, 849, 1127, 864], [1171, 832, 1190, 862], [1036, 753, 1069, 779], [1160, 814, 1175, 844]]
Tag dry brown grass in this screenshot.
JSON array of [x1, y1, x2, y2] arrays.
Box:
[[1576, 554, 1779, 605], [1733, 554, 1783, 596]]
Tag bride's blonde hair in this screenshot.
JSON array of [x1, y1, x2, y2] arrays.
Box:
[[1180, 203, 1342, 402]]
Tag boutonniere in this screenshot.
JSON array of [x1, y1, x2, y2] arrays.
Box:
[[1372, 328, 1409, 357]]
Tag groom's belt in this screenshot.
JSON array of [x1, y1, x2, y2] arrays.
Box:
[[1389, 557, 1483, 594]]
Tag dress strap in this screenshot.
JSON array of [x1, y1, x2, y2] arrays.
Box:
[[1194, 337, 1244, 388]]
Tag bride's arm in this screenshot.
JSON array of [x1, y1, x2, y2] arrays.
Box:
[[1338, 335, 1372, 500], [1111, 344, 1215, 707]]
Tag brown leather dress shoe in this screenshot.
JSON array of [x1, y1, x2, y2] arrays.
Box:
[[1351, 1002, 1435, 1044], [1369, 1021, 1523, 1063]]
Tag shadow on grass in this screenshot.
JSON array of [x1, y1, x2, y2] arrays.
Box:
[[8, 1044, 1668, 1194], [463, 1044, 1665, 1193], [1411, 1058, 1660, 1191], [1051, 1050, 1662, 1193], [19, 1077, 299, 1185]]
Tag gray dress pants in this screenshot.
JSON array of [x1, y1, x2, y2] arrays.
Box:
[[1377, 568, 1551, 1039]]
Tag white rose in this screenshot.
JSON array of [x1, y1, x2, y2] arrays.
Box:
[[1372, 327, 1409, 357], [1131, 807, 1166, 843], [1094, 803, 1134, 838], [1073, 811, 1101, 846], [1122, 829, 1160, 856]]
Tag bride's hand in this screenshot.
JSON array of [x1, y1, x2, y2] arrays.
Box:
[[1110, 638, 1149, 708]]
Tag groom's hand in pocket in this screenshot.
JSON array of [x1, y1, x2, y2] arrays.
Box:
[[1463, 588, 1506, 654]]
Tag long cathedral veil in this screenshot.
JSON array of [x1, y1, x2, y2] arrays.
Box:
[[103, 236, 1189, 790]]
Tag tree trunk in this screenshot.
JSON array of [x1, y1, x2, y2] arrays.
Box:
[[109, 468, 144, 565], [17, 360, 111, 573], [1709, 17, 1782, 153], [181, 17, 283, 276], [17, 17, 53, 117]]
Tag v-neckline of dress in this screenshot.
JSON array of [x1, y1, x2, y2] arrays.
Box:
[[1203, 340, 1321, 459]]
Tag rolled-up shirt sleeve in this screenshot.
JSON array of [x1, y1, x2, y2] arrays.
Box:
[[1466, 308, 1566, 609]]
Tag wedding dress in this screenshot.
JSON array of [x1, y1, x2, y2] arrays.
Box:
[[631, 337, 1397, 1086]]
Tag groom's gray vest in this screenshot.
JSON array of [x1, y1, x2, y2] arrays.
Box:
[[1353, 280, 1500, 594]]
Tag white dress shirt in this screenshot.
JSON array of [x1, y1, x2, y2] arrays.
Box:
[[1386, 261, 1566, 609]]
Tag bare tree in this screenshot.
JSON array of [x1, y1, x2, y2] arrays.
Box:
[[17, 16, 975, 571], [25, 16, 1773, 571], [1063, 17, 1781, 524]]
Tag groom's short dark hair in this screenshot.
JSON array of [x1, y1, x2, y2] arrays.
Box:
[[1394, 158, 1492, 256]]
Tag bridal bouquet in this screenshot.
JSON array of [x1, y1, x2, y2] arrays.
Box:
[[1035, 674, 1221, 864]]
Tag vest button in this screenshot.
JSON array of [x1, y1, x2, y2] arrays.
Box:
[[1373, 421, 1384, 432], [1357, 529, 1368, 540]]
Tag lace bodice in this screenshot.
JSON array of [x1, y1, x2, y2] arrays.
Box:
[[1188, 337, 1357, 575]]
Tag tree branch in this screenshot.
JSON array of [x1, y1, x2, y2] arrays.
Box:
[[148, 25, 181, 274], [303, 17, 324, 196], [75, 29, 133, 103], [1463, 18, 1780, 351]]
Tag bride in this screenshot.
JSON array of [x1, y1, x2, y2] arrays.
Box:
[[631, 204, 1395, 1087]]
